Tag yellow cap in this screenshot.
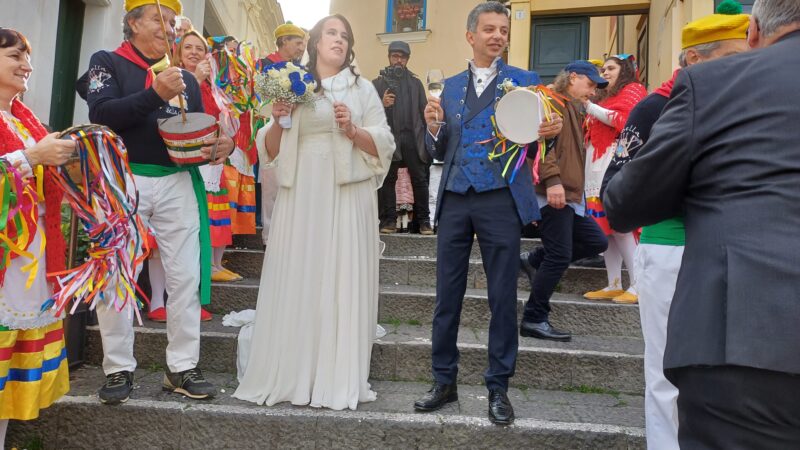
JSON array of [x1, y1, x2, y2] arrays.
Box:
[[681, 13, 749, 49], [587, 59, 604, 68], [125, 0, 182, 15], [274, 22, 306, 40]]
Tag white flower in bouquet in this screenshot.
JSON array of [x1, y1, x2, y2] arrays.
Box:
[[256, 61, 317, 104], [255, 61, 318, 128]]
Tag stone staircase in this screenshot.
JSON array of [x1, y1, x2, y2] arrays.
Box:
[[8, 233, 643, 449]]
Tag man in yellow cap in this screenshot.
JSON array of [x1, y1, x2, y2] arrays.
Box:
[[83, 0, 233, 405], [606, 0, 800, 447], [601, 1, 748, 448], [257, 22, 306, 245], [262, 22, 306, 66]]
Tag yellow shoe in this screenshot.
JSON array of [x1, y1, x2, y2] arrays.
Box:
[[584, 288, 625, 300], [612, 291, 638, 304], [222, 268, 243, 280], [211, 269, 238, 282]]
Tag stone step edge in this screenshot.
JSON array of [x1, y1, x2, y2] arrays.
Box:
[[210, 282, 635, 309], [85, 325, 644, 359], [53, 393, 645, 438]]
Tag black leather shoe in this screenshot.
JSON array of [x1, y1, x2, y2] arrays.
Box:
[[414, 382, 458, 411], [520, 320, 572, 342], [488, 389, 514, 425]]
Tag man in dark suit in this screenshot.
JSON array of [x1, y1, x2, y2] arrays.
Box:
[[411, 2, 562, 425], [604, 0, 800, 446]]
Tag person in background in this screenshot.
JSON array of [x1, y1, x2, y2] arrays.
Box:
[[519, 61, 609, 342], [259, 22, 306, 245], [582, 55, 646, 304], [175, 16, 192, 39], [0, 27, 72, 448], [600, 2, 749, 448], [373, 40, 432, 235]]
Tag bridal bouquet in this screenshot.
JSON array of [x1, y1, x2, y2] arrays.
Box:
[[255, 61, 317, 128]]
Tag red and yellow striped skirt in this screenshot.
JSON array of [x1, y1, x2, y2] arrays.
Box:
[[0, 320, 69, 420], [207, 184, 233, 247], [223, 165, 256, 235]]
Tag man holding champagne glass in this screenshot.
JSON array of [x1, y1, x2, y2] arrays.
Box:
[[413, 1, 562, 425]]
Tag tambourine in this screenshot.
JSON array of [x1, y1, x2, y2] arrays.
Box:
[[58, 124, 108, 181], [494, 88, 543, 144], [158, 112, 219, 167]]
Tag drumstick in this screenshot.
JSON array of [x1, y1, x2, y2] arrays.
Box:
[[155, 0, 187, 124]]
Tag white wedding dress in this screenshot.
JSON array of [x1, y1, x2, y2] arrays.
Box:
[[233, 90, 383, 411]]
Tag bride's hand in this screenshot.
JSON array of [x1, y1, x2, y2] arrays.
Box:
[[333, 102, 352, 131], [271, 101, 293, 122]]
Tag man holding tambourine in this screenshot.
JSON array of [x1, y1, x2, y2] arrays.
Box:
[[413, 2, 562, 426]]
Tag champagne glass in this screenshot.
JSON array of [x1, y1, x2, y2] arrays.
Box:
[[426, 69, 445, 125], [329, 73, 346, 132]]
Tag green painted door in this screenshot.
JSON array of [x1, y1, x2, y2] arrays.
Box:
[[49, 0, 85, 131], [530, 17, 589, 83]]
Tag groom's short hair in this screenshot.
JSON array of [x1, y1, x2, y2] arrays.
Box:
[[467, 2, 509, 32]]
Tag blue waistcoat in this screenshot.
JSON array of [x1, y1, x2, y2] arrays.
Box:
[[426, 60, 542, 225], [445, 72, 507, 193]]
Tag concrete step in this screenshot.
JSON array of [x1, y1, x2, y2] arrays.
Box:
[[230, 229, 263, 250], [207, 282, 642, 338], [380, 233, 543, 259], [223, 250, 628, 295], [84, 319, 644, 394], [9, 366, 645, 449]]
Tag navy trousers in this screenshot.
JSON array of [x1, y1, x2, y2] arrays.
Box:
[[523, 205, 607, 323], [431, 188, 521, 391]]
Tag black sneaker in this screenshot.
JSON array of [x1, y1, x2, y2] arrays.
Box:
[[99, 370, 134, 405], [163, 367, 217, 399]]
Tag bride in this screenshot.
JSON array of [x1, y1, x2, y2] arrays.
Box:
[[233, 14, 395, 410]]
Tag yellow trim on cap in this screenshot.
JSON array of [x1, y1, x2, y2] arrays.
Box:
[[125, 0, 182, 15], [682, 13, 749, 49]]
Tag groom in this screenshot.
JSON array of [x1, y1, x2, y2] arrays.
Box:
[[413, 1, 562, 425]]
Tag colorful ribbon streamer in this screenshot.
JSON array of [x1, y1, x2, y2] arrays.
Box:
[[40, 125, 151, 325], [0, 159, 41, 289], [484, 85, 567, 184]]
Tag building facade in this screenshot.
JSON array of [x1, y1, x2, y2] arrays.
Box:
[[4, 0, 284, 130], [329, 0, 753, 88]]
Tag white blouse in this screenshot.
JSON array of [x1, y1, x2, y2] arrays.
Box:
[[0, 110, 59, 330]]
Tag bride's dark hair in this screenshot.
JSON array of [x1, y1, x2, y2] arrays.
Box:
[[306, 14, 359, 92]]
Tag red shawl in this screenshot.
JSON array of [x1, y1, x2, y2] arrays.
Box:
[[654, 69, 680, 99], [0, 99, 66, 281], [587, 83, 647, 161]]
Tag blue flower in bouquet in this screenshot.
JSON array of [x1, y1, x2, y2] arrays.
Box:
[[255, 60, 317, 105], [289, 72, 307, 96]]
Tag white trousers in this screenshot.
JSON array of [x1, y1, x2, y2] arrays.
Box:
[[635, 244, 684, 450], [260, 165, 279, 244], [96, 172, 202, 374]]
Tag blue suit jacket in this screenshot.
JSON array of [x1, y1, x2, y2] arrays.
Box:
[[426, 59, 541, 225]]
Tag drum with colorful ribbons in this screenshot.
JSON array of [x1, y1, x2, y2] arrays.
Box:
[[157, 112, 218, 167]]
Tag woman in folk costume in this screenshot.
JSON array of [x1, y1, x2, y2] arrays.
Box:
[[209, 36, 258, 238], [176, 30, 242, 283], [234, 14, 394, 410], [0, 28, 73, 446], [583, 55, 646, 304]]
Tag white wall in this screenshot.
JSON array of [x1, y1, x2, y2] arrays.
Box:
[[4, 0, 61, 122]]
